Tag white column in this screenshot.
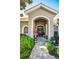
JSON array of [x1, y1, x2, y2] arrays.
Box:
[[48, 20, 50, 39], [31, 19, 33, 38], [46, 24, 47, 35]]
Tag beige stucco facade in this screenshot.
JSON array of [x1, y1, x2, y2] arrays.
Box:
[[20, 3, 59, 39]]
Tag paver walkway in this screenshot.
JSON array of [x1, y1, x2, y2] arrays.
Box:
[[30, 37, 58, 59]]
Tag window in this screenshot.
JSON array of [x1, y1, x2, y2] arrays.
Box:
[[54, 31, 58, 36], [54, 26, 58, 31], [54, 31, 59, 40], [24, 27, 28, 33], [54, 25, 59, 38]]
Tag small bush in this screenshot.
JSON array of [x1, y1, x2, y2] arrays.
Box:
[[45, 41, 59, 58], [20, 34, 35, 59]]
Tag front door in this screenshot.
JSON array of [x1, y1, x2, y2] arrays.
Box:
[[37, 26, 45, 37]]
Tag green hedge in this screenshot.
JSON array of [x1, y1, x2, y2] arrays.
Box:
[[20, 34, 35, 59], [45, 41, 59, 58]]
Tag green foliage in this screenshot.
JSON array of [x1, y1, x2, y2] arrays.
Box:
[[50, 34, 59, 41], [20, 34, 35, 59], [50, 36, 55, 41], [45, 41, 59, 58], [45, 41, 55, 50], [20, 0, 33, 10]]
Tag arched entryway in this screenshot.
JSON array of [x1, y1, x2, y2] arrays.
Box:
[[34, 17, 48, 37], [31, 16, 50, 39]]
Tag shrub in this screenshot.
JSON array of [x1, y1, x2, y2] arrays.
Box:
[[50, 35, 59, 46], [50, 35, 59, 41], [45, 41, 59, 58], [50, 36, 55, 41], [20, 34, 35, 59]]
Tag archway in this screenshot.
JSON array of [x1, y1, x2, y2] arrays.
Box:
[[34, 17, 48, 37], [31, 16, 50, 39]]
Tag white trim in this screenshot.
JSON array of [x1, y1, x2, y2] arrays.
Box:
[[22, 25, 28, 34], [31, 16, 50, 39], [36, 24, 44, 27], [25, 3, 58, 14]]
